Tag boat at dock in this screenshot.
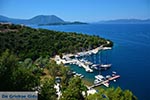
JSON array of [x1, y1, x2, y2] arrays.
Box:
[[73, 72, 84, 78], [95, 75, 105, 80], [99, 50, 112, 70], [91, 64, 99, 70], [93, 71, 120, 88], [100, 64, 111, 70], [80, 59, 93, 65], [103, 82, 109, 87], [94, 75, 106, 84], [106, 75, 111, 79], [101, 64, 111, 67]]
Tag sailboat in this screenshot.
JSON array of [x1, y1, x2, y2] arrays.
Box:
[[101, 64, 111, 69], [94, 53, 105, 84], [100, 51, 111, 70], [93, 60, 109, 87]]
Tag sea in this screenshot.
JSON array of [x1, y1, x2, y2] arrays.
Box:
[[31, 24, 150, 100]]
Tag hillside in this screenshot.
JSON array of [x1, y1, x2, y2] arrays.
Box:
[[0, 23, 113, 60], [28, 15, 64, 24], [0, 15, 87, 25], [0, 15, 65, 25]]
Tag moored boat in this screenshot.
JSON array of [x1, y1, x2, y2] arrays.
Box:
[[100, 64, 111, 70]]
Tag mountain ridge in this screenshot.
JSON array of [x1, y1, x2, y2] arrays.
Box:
[[0, 15, 65, 25]]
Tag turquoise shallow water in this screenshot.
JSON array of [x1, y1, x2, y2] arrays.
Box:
[[31, 24, 150, 100]]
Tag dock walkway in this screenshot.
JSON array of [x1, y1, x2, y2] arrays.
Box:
[[89, 75, 120, 88]]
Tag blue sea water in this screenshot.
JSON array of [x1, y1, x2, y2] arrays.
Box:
[[31, 24, 150, 100]]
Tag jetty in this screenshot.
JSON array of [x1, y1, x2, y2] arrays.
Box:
[[54, 55, 93, 72], [89, 75, 120, 88]]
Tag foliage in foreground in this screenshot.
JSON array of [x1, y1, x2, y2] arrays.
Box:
[[60, 77, 87, 100], [0, 50, 137, 100], [0, 50, 40, 91], [86, 87, 137, 100]]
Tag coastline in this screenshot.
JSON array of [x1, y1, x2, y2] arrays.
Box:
[[54, 44, 112, 73], [54, 43, 112, 65]]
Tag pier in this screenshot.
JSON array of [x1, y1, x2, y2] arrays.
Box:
[[54, 55, 93, 72], [89, 75, 120, 88]]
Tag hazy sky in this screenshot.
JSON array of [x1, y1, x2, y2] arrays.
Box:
[[0, 0, 150, 22]]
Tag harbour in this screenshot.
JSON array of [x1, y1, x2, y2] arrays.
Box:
[[33, 24, 150, 100], [54, 44, 121, 89]]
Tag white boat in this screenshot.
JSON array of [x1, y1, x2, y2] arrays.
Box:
[[95, 75, 105, 80], [85, 61, 93, 65], [94, 75, 105, 82], [101, 64, 111, 68], [112, 71, 117, 74], [103, 82, 109, 87], [94, 79, 103, 84], [80, 75, 84, 78], [91, 64, 99, 70], [92, 64, 100, 67], [106, 75, 111, 79], [72, 71, 76, 74], [99, 50, 111, 70], [74, 73, 84, 78], [100, 64, 111, 70], [102, 47, 112, 50]]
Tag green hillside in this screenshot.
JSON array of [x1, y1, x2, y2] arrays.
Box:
[[0, 23, 113, 60]]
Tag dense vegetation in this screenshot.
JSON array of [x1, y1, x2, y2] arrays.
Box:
[[0, 23, 137, 100], [0, 50, 137, 100], [87, 87, 137, 100], [0, 23, 113, 60]]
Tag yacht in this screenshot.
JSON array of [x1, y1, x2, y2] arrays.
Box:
[[100, 64, 111, 70], [94, 79, 103, 84], [94, 75, 105, 84]]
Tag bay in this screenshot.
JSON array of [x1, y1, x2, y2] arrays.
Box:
[[31, 24, 150, 100]]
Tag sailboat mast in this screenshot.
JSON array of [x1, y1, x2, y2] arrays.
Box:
[[99, 51, 102, 75]]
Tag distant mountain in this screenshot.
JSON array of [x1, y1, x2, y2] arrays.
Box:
[[0, 15, 87, 25], [97, 19, 150, 24], [0, 15, 9, 22], [0, 15, 65, 25], [28, 15, 64, 24]]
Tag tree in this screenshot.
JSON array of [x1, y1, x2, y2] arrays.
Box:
[[0, 50, 40, 91], [60, 77, 87, 100], [86, 87, 137, 100], [0, 49, 18, 90], [0, 24, 112, 60], [39, 78, 57, 100], [12, 67, 40, 91]]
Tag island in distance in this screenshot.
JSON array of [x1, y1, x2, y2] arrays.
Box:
[[97, 19, 150, 24], [0, 15, 87, 25]]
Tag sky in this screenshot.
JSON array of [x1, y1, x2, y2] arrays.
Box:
[[0, 0, 150, 22]]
